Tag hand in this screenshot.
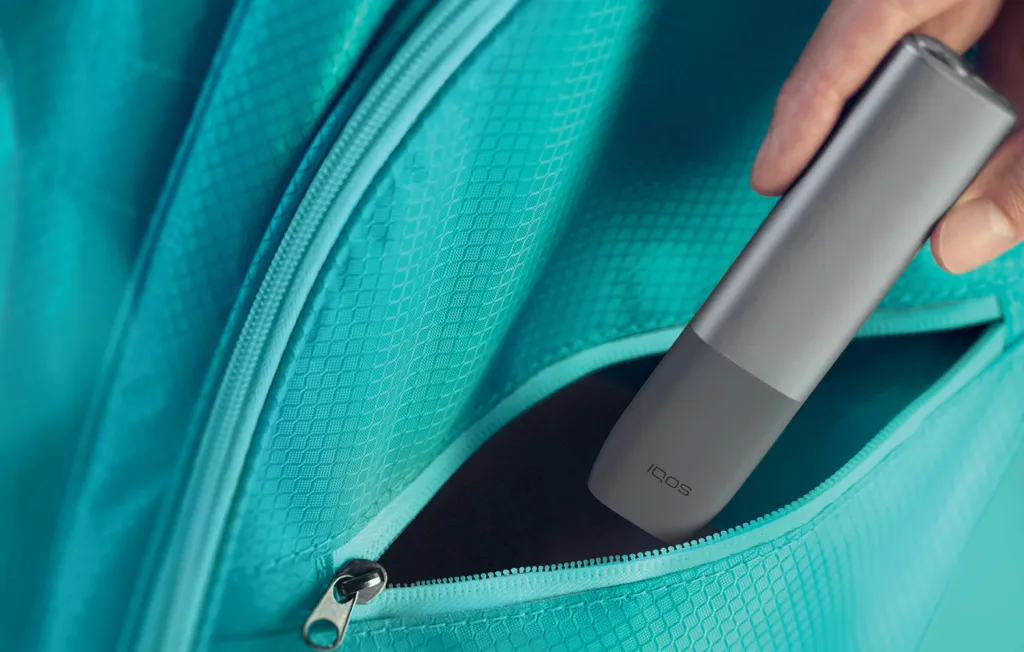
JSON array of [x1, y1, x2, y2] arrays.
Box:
[[751, 0, 1024, 274]]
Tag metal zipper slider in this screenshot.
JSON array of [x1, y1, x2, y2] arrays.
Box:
[[302, 559, 387, 651]]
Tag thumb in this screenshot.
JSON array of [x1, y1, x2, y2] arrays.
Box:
[[931, 0, 1024, 274], [932, 132, 1024, 274]]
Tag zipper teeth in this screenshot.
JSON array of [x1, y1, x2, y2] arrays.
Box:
[[204, 0, 498, 449], [387, 320, 1001, 589], [137, 2, 518, 650], [388, 509, 783, 589], [329, 297, 1003, 574]]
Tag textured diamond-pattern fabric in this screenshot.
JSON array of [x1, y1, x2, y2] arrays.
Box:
[[214, 0, 649, 635], [209, 0, 1024, 646], [0, 1, 236, 649], [216, 337, 1024, 651], [1, 1, 399, 651], [470, 0, 1022, 413], [234, 0, 640, 569], [5, 0, 1024, 650], [349, 343, 1024, 652]]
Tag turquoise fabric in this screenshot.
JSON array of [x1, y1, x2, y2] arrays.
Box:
[[2, 0, 1023, 651], [219, 329, 1024, 652], [919, 429, 1024, 651], [0, 0, 235, 647]]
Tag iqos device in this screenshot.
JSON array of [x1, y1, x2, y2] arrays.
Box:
[[589, 34, 1018, 544]]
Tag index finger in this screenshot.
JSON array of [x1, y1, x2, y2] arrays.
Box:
[[750, 0, 962, 195]]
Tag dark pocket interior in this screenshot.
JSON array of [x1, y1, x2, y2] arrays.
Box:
[[380, 327, 983, 584]]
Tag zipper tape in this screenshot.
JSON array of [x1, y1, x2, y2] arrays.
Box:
[[133, 2, 522, 651], [350, 320, 1009, 620], [329, 295, 1004, 570]]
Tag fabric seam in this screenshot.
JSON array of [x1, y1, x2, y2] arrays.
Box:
[[349, 403, 1024, 638]]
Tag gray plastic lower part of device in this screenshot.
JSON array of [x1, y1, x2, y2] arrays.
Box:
[[588, 327, 801, 544]]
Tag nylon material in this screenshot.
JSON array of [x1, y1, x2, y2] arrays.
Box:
[[192, 6, 436, 647], [326, 309, 1002, 584], [0, 44, 15, 340], [155, 2, 525, 648], [211, 334, 1024, 650], [446, 33, 1023, 453], [225, 0, 644, 578], [4, 0, 1024, 648], [999, 287, 1024, 340], [4, 1, 397, 650], [214, 0, 1024, 642], [228, 0, 1023, 575], [208, 0, 647, 638], [0, 1, 237, 650], [357, 324, 1006, 614], [349, 337, 1024, 650]]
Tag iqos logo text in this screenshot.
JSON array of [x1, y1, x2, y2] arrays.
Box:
[[647, 464, 692, 496]]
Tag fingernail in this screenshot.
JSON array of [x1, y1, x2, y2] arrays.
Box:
[[936, 198, 1018, 273]]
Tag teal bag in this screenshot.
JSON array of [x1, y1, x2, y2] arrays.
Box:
[[3, 0, 1023, 650]]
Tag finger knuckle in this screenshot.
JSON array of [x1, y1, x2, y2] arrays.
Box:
[[775, 74, 804, 110], [878, 0, 916, 24], [779, 67, 842, 114]]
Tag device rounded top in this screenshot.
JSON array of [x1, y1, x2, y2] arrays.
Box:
[[909, 34, 970, 76], [902, 33, 1017, 120]]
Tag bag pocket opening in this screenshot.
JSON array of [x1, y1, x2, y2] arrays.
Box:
[[376, 321, 1002, 587]]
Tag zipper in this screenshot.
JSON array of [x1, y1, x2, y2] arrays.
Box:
[[120, 0, 1008, 643], [304, 316, 1007, 631], [131, 2, 521, 651], [329, 295, 1005, 570], [302, 560, 388, 651]]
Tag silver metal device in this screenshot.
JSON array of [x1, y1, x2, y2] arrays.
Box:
[[588, 34, 1018, 544]]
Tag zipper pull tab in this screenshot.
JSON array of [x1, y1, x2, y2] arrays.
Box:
[[302, 559, 387, 651]]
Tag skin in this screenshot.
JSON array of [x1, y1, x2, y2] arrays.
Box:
[[751, 0, 1024, 274]]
